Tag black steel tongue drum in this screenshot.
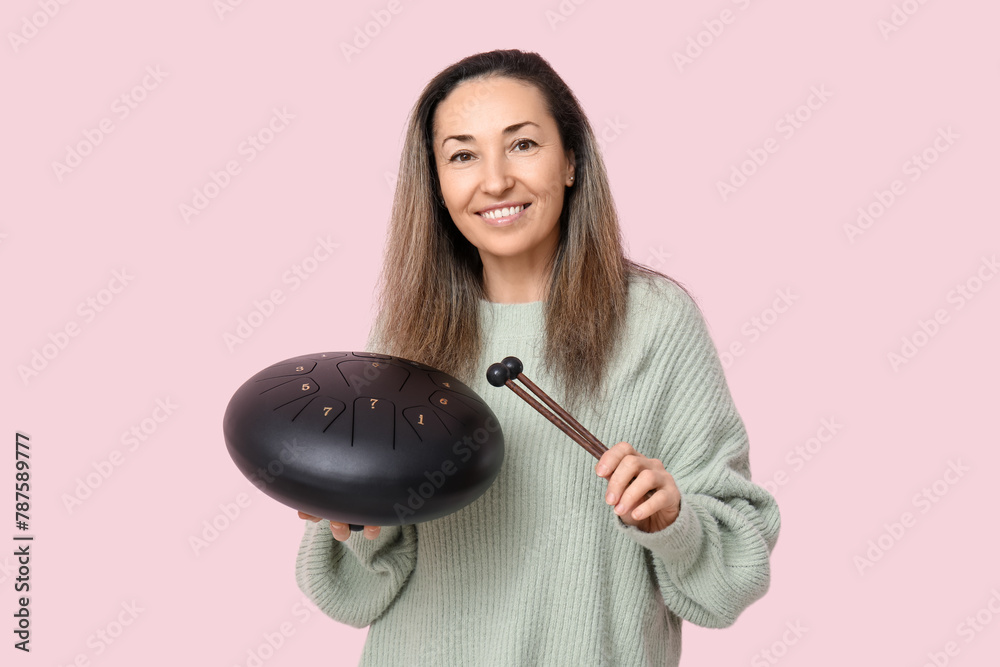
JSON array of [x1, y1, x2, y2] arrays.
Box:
[[223, 352, 505, 532]]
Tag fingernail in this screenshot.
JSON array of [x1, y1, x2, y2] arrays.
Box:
[[596, 464, 608, 476], [606, 492, 616, 504], [614, 503, 625, 515]]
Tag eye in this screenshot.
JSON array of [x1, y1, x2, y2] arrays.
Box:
[[513, 139, 538, 152], [448, 151, 472, 163]]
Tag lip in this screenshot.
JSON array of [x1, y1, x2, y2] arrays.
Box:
[[477, 202, 530, 226]]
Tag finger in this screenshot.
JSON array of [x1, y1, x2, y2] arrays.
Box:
[[329, 522, 351, 541], [624, 488, 670, 523], [364, 525, 381, 540], [612, 468, 662, 517], [298, 511, 321, 522], [595, 441, 636, 477], [619, 484, 664, 522], [604, 453, 651, 506]]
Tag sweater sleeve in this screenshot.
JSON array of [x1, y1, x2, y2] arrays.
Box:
[[295, 520, 418, 628], [612, 284, 781, 629], [293, 320, 418, 629]]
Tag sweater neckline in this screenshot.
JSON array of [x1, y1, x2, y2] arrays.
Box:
[[478, 298, 546, 342]]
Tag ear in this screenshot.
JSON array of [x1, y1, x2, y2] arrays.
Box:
[[566, 148, 576, 185]]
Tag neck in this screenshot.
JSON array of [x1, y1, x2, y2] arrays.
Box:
[[479, 246, 556, 304], [482, 273, 546, 304]]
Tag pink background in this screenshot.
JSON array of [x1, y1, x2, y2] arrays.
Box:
[[3, 1, 998, 665]]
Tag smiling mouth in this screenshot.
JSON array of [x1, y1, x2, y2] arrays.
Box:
[[478, 203, 529, 220]]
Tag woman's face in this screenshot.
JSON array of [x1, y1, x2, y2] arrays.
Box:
[[432, 76, 575, 271]]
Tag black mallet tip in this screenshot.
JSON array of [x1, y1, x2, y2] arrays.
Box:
[[500, 356, 523, 380], [486, 362, 510, 387]]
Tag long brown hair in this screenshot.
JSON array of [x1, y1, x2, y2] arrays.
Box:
[[371, 49, 691, 409]]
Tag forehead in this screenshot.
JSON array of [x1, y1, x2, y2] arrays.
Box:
[[433, 76, 551, 138]]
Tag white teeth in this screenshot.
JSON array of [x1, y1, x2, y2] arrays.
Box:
[[481, 205, 523, 220]]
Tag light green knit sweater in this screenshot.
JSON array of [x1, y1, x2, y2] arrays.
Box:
[[295, 273, 781, 666]]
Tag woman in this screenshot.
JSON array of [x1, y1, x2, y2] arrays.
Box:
[[296, 49, 780, 666]]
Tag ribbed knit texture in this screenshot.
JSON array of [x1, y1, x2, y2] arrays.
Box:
[[295, 273, 781, 666]]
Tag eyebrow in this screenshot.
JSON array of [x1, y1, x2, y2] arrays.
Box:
[[441, 121, 540, 149]]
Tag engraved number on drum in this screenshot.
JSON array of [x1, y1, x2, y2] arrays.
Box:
[[439, 398, 448, 405], [323, 406, 333, 416], [418, 414, 424, 425], [301, 383, 311, 391], [370, 399, 378, 409]]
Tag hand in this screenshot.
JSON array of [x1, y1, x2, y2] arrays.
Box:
[[595, 442, 681, 533], [297, 511, 382, 541]]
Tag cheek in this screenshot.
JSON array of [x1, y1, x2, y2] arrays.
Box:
[[534, 177, 565, 210], [528, 161, 568, 198], [450, 214, 479, 241], [439, 171, 477, 202]]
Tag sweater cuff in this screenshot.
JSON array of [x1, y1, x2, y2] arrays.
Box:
[[613, 492, 702, 566], [298, 521, 406, 568], [338, 522, 407, 565]]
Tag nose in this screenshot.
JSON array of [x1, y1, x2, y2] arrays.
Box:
[[479, 149, 514, 196]]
